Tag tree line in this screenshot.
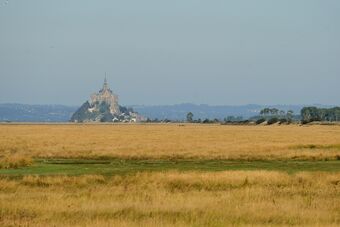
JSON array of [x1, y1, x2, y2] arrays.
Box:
[[301, 107, 340, 123], [144, 106, 340, 124]]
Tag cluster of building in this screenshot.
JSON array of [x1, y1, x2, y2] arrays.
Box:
[[71, 78, 144, 123]]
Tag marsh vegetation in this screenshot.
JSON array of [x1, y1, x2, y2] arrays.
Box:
[[0, 124, 340, 226]]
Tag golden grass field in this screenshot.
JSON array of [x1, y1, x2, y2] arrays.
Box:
[[0, 124, 340, 226], [1, 171, 340, 226], [0, 124, 340, 160]]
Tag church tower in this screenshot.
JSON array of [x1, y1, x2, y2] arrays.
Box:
[[103, 76, 109, 91], [90, 77, 120, 114]]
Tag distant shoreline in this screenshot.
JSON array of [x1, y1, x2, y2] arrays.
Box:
[[1, 121, 340, 126]]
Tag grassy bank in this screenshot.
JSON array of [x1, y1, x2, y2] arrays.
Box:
[[1, 171, 340, 226]]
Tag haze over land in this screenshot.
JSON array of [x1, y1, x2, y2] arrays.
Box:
[[0, 0, 340, 106], [1, 2, 340, 226]]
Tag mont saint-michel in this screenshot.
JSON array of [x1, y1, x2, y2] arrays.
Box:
[[70, 78, 143, 123]]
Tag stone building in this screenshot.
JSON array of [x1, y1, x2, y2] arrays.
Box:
[[90, 77, 120, 115]]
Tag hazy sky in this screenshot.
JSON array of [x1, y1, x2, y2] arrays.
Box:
[[0, 0, 339, 106]]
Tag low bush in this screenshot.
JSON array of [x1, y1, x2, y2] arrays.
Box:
[[301, 120, 311, 124], [256, 118, 266, 124], [267, 118, 279, 125], [279, 118, 288, 124]]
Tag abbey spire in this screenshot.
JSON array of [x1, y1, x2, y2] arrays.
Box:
[[103, 76, 109, 91], [100, 75, 113, 94]]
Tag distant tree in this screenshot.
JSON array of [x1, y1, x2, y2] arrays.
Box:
[[260, 108, 276, 116], [256, 118, 266, 125], [335, 108, 340, 121], [301, 107, 320, 123], [271, 108, 279, 116], [202, 118, 210, 124], [260, 109, 264, 116], [279, 118, 288, 124], [286, 110, 294, 123], [260, 108, 269, 116], [235, 116, 243, 121], [268, 108, 273, 115], [299, 106, 340, 123], [225, 116, 235, 122], [267, 117, 279, 125], [186, 112, 194, 123]]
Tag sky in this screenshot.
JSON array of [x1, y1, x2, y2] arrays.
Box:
[[0, 0, 339, 106]]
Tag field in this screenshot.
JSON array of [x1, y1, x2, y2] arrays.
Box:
[[0, 124, 340, 226]]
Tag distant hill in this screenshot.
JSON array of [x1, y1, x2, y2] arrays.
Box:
[[0, 103, 331, 122], [0, 103, 77, 122]]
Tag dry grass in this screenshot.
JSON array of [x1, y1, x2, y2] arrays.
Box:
[[0, 155, 32, 169], [1, 124, 340, 226], [0, 171, 339, 226], [0, 124, 340, 160]]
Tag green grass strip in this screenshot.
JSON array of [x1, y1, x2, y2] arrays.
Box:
[[0, 159, 339, 176]]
